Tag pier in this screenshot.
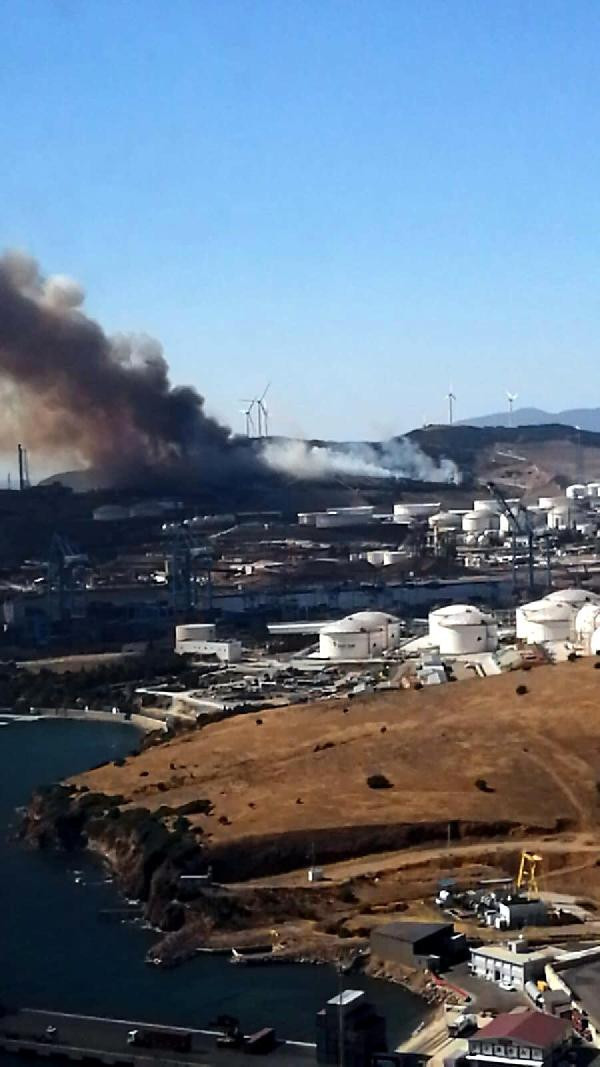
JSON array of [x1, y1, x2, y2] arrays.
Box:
[[0, 1009, 316, 1065]]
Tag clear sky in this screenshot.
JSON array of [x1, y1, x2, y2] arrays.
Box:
[[2, 0, 600, 441]]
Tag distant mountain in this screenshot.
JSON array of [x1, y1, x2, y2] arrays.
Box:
[[458, 407, 600, 432]]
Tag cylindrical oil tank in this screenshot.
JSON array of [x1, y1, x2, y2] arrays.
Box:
[[566, 484, 587, 500], [591, 628, 600, 654], [539, 496, 563, 510], [499, 510, 530, 534], [473, 499, 502, 514], [175, 623, 216, 643], [428, 510, 462, 530], [547, 502, 575, 529], [428, 604, 498, 655], [575, 603, 600, 649], [365, 550, 386, 566], [393, 502, 440, 522], [547, 588, 600, 608], [462, 511, 489, 534], [516, 598, 573, 643], [586, 483, 600, 498]]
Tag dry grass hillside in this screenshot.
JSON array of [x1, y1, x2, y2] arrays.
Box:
[[71, 658, 600, 884]]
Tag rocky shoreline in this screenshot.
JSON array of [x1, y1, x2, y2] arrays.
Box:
[[19, 783, 371, 969]]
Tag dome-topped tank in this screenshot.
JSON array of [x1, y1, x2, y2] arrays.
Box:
[[428, 604, 498, 655], [516, 597, 575, 643]]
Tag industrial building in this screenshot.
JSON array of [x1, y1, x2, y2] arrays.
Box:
[[316, 990, 387, 1067], [369, 921, 463, 969], [174, 624, 243, 663], [469, 941, 557, 991], [427, 604, 498, 655], [318, 611, 401, 659], [466, 1011, 570, 1067]]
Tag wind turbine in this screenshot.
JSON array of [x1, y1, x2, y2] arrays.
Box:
[[506, 391, 518, 427], [446, 387, 456, 426], [256, 383, 271, 438], [240, 399, 257, 437]]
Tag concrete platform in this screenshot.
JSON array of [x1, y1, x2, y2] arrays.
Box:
[[0, 1008, 316, 1066]]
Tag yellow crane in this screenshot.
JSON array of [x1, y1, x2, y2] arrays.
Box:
[[517, 850, 542, 895]]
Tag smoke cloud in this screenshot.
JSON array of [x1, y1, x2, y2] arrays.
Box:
[[0, 250, 259, 486], [262, 438, 460, 483], [0, 249, 460, 490]]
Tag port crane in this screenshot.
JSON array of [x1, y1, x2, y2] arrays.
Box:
[[486, 481, 551, 596], [517, 850, 542, 896]]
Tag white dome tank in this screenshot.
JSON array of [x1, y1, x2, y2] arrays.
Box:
[[575, 603, 600, 650], [591, 628, 600, 654], [319, 611, 400, 659], [428, 604, 498, 655], [462, 511, 489, 534], [382, 550, 405, 565], [539, 495, 563, 510], [546, 588, 600, 607], [428, 510, 462, 530], [516, 598, 574, 643], [393, 502, 440, 523], [566, 484, 587, 500], [586, 483, 600, 498]]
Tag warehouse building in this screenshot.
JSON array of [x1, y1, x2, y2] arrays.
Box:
[[467, 1011, 570, 1067], [370, 921, 463, 969], [469, 942, 557, 991]]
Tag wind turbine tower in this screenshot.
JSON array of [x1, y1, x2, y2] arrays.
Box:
[[507, 391, 518, 427], [256, 383, 271, 438], [240, 399, 257, 437], [446, 388, 456, 426]]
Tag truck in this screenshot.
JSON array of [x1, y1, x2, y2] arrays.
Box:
[[127, 1028, 192, 1052], [447, 1014, 477, 1038]]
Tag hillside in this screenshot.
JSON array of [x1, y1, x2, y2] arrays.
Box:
[[70, 658, 600, 878], [23, 659, 600, 966], [459, 406, 600, 433], [410, 423, 600, 493]]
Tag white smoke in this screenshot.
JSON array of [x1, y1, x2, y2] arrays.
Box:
[[262, 438, 460, 483]]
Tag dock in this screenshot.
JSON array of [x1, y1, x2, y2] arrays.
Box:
[[0, 1009, 316, 1066]]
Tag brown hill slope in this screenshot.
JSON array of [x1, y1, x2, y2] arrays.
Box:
[[73, 659, 600, 880]]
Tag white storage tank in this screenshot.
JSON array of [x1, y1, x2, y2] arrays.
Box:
[[499, 509, 531, 535], [591, 628, 600, 654], [462, 510, 489, 534], [547, 501, 576, 530], [393, 502, 440, 523], [575, 602, 600, 650], [428, 604, 498, 655], [516, 598, 574, 643], [546, 587, 600, 608], [428, 510, 462, 531], [473, 499, 502, 514], [319, 611, 400, 659], [566, 484, 587, 500], [586, 483, 600, 498], [365, 550, 386, 566], [175, 623, 216, 643], [538, 495, 563, 510]]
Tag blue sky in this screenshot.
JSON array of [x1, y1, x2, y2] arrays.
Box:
[[2, 0, 600, 440]]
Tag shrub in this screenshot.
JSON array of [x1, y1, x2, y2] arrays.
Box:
[[367, 773, 393, 790], [380, 726, 387, 734], [515, 684, 528, 695], [567, 652, 578, 662], [475, 778, 495, 793], [255, 718, 263, 725]]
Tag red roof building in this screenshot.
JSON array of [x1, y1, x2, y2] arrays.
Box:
[[467, 1011, 570, 1067]]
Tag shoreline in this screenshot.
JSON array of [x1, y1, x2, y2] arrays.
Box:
[[0, 708, 164, 732]]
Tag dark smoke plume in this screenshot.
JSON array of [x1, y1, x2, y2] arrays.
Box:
[[0, 250, 260, 487]]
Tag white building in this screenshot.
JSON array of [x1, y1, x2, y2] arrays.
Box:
[[175, 624, 242, 662], [470, 942, 556, 991], [428, 604, 498, 655], [318, 611, 401, 660]]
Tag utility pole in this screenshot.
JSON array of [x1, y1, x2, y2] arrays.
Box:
[[446, 389, 456, 426]]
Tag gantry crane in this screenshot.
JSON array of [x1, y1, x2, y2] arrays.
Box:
[[486, 481, 552, 595], [517, 850, 542, 895]]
